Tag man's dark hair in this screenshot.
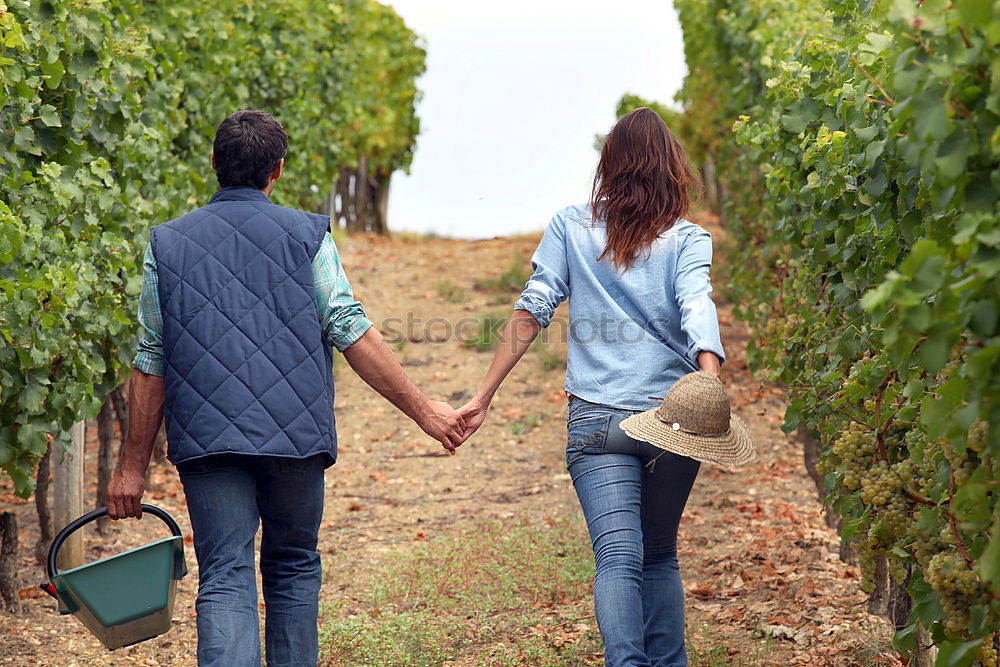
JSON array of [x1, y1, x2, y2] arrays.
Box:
[[212, 110, 288, 190]]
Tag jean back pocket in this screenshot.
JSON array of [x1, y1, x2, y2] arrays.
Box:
[[565, 412, 612, 467]]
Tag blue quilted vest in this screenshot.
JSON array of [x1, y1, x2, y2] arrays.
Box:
[[151, 186, 337, 466]]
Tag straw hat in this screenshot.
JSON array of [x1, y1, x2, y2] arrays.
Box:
[[620, 371, 756, 467]]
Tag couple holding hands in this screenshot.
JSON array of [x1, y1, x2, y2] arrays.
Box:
[[107, 108, 755, 667]]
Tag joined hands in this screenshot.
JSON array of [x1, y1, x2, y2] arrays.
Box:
[[416, 399, 468, 454], [416, 395, 490, 455]]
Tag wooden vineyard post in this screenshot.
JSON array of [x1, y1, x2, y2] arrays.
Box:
[[53, 421, 85, 570], [0, 511, 18, 612]]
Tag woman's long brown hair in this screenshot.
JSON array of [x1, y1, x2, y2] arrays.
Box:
[[591, 108, 699, 271]]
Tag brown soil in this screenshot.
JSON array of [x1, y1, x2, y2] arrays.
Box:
[[0, 215, 897, 666]]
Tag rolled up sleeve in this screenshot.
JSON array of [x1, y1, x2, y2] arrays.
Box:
[[514, 213, 570, 327], [313, 233, 373, 351], [133, 243, 165, 377], [675, 230, 725, 366]]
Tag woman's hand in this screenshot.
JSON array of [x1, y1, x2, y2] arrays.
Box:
[[697, 350, 722, 378], [457, 395, 490, 441]]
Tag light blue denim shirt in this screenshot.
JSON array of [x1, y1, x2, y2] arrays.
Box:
[[514, 204, 725, 410]]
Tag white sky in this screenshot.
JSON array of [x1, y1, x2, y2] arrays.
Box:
[[384, 0, 687, 238]]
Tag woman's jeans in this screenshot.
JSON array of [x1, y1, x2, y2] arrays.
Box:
[[177, 453, 326, 667], [566, 397, 701, 667]]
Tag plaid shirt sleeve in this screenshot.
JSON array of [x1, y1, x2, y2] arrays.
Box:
[[313, 233, 373, 351], [132, 242, 166, 376]]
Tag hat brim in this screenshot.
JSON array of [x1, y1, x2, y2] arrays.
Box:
[[620, 410, 757, 467]]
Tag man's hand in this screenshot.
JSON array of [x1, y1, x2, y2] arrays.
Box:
[[343, 329, 475, 454], [107, 469, 145, 520], [416, 400, 467, 454], [457, 396, 489, 441], [107, 369, 163, 520]]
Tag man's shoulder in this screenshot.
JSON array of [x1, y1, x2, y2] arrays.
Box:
[[259, 202, 331, 227], [151, 206, 207, 237], [155, 201, 330, 234]]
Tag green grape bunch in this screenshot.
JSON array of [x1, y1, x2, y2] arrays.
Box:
[[968, 420, 988, 453], [926, 551, 988, 638], [859, 461, 903, 506], [909, 522, 943, 568], [979, 639, 998, 667]]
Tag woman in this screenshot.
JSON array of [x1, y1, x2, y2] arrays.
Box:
[[458, 108, 725, 666]]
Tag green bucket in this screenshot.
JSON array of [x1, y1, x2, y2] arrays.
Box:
[[43, 504, 187, 650]]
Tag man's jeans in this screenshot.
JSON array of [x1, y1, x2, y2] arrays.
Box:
[[177, 454, 326, 667], [566, 398, 701, 667]]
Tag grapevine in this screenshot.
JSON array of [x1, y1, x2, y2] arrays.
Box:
[[670, 0, 1000, 661], [0, 0, 425, 495]]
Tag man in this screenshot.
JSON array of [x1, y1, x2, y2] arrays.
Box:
[[107, 110, 467, 666]]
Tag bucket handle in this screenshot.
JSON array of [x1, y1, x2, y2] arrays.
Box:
[[47, 504, 182, 580]]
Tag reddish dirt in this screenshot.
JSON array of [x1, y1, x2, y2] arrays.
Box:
[[0, 216, 897, 666]]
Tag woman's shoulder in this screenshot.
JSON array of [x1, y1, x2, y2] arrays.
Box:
[[550, 203, 595, 228], [549, 208, 710, 235], [665, 218, 711, 239]]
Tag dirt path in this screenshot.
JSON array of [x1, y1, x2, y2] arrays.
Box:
[[0, 216, 897, 666]]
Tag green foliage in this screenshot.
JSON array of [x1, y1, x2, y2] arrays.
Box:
[[327, 0, 425, 179], [673, 0, 1000, 661], [0, 0, 424, 496], [318, 518, 600, 666]]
